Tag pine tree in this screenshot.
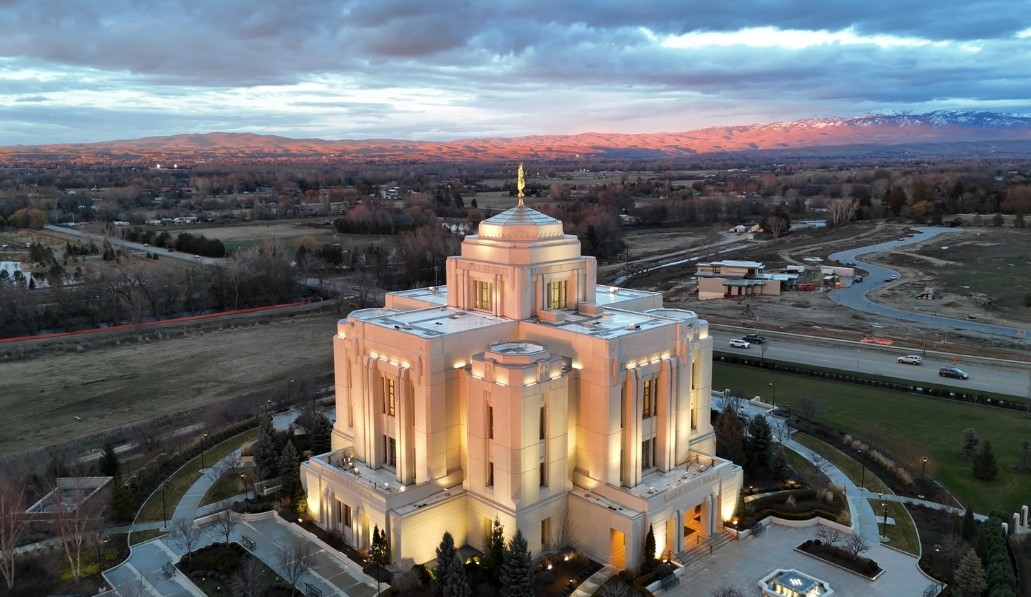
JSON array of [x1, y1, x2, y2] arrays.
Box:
[[482, 516, 505, 577], [771, 449, 789, 482], [500, 530, 534, 597], [98, 443, 120, 477], [961, 505, 976, 542], [961, 428, 979, 459], [644, 525, 656, 565], [252, 416, 281, 481], [434, 531, 470, 597], [370, 525, 390, 568], [953, 548, 987, 597], [278, 441, 305, 511], [745, 415, 773, 471], [309, 414, 332, 455], [973, 440, 999, 481]]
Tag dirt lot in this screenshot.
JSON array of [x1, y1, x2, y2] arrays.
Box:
[[624, 222, 1031, 358], [0, 310, 338, 454]]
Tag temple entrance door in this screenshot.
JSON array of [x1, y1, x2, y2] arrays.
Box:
[[683, 504, 703, 550], [610, 529, 626, 569]]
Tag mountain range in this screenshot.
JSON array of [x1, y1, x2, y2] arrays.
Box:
[[4, 110, 1031, 163]]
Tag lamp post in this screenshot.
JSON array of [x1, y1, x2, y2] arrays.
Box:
[[878, 492, 887, 540], [882, 502, 889, 541], [858, 448, 866, 490], [919, 457, 928, 499], [266, 398, 272, 415], [200, 433, 208, 469], [768, 381, 776, 411], [241, 474, 250, 500]]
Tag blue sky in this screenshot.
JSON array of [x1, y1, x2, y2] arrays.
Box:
[[1, 0, 1030, 146]]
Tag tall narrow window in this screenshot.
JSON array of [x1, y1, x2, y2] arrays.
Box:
[[487, 405, 494, 439], [384, 378, 396, 416], [642, 379, 656, 418], [547, 280, 568, 309], [342, 502, 352, 527], [541, 517, 552, 550], [539, 405, 547, 440], [474, 280, 492, 310], [620, 385, 626, 429], [487, 462, 494, 487], [384, 435, 396, 468], [539, 460, 547, 487], [641, 438, 655, 470]]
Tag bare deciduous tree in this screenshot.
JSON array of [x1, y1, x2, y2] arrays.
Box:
[[0, 481, 30, 589], [711, 586, 746, 597], [815, 526, 844, 549], [766, 215, 789, 239], [278, 540, 315, 592], [170, 518, 203, 557], [844, 532, 871, 558], [50, 477, 101, 583], [230, 557, 271, 597], [211, 503, 242, 544], [595, 580, 638, 597], [826, 199, 858, 228], [798, 395, 824, 421]]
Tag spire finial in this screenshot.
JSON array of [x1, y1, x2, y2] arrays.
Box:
[[517, 163, 525, 208]]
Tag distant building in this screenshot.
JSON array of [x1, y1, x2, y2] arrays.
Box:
[[302, 173, 742, 571], [695, 260, 795, 300]]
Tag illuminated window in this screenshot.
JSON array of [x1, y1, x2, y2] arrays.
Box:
[[474, 280, 492, 310], [384, 435, 396, 468], [541, 517, 551, 549], [642, 379, 656, 418], [547, 280, 568, 309], [384, 378, 395, 416]]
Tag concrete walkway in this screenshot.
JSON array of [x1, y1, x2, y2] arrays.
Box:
[[652, 400, 946, 595], [103, 409, 376, 597]]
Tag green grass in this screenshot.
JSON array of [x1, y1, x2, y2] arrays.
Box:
[[715, 363, 1031, 514], [129, 528, 165, 546], [792, 434, 892, 494], [200, 464, 254, 506], [783, 449, 831, 488], [869, 499, 921, 556], [136, 428, 259, 523]]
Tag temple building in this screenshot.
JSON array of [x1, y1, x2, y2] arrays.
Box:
[[301, 167, 743, 570]]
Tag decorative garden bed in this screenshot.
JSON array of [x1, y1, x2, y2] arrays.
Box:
[[796, 539, 883, 580]]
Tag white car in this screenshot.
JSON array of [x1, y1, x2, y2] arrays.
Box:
[[729, 339, 751, 349], [897, 355, 922, 365]]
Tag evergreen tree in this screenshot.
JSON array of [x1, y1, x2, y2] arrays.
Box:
[[745, 415, 773, 471], [278, 441, 305, 511], [771, 449, 789, 482], [961, 428, 979, 459], [644, 525, 656, 565], [370, 525, 390, 568], [500, 529, 534, 597], [309, 414, 332, 455], [434, 531, 470, 597], [961, 505, 976, 542], [973, 440, 999, 480], [108, 474, 136, 522], [953, 548, 987, 597], [482, 516, 505, 577], [252, 416, 281, 481], [98, 443, 120, 477], [715, 410, 746, 466]]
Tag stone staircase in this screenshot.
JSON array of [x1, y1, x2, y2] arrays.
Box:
[[677, 530, 737, 569]]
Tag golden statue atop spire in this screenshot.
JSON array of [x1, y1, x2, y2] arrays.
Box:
[[517, 163, 525, 208]]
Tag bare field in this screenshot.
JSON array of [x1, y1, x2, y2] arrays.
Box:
[[182, 220, 387, 252], [0, 311, 339, 454]]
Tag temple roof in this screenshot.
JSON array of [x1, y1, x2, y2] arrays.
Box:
[[476, 205, 565, 241]]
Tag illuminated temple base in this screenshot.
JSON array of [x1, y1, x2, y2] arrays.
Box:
[[301, 196, 743, 570]]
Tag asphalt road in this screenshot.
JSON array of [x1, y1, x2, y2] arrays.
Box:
[[711, 326, 1031, 399], [827, 226, 1027, 340], [44, 224, 224, 266]]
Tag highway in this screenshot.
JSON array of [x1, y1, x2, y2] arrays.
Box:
[[43, 224, 224, 266], [710, 325, 1031, 399]]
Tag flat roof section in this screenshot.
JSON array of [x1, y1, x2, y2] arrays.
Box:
[[391, 286, 448, 305], [361, 306, 511, 338]]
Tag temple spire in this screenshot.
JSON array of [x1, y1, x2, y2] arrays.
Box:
[[517, 163, 525, 208]]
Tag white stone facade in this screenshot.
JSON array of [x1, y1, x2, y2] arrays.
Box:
[[301, 200, 742, 570]]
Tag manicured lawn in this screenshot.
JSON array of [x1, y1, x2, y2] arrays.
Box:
[[868, 499, 920, 556], [714, 364, 1031, 514], [136, 428, 259, 523], [792, 434, 892, 494], [201, 464, 255, 506], [130, 528, 165, 546]]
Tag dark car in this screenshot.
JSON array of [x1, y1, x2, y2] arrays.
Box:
[[742, 334, 766, 344], [938, 366, 969, 380], [853, 276, 863, 283]]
